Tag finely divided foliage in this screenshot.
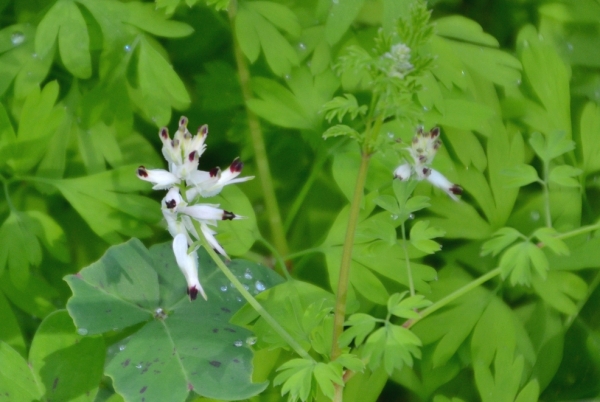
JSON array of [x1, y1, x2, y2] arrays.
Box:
[[0, 0, 599, 402]]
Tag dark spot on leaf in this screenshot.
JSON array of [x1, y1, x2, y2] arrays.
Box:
[[154, 358, 159, 363], [233, 359, 240, 363], [153, 370, 161, 374], [188, 383, 194, 390], [105, 309, 112, 313], [140, 386, 147, 394], [209, 361, 221, 368], [224, 328, 236, 333], [52, 377, 59, 390], [221, 307, 231, 313], [122, 359, 130, 367], [212, 328, 219, 333]]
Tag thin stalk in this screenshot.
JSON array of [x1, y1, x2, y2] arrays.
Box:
[[285, 246, 327, 261], [401, 221, 415, 296], [554, 222, 600, 240], [228, 1, 290, 260], [200, 236, 312, 361], [284, 139, 347, 232], [404, 267, 502, 329], [256, 235, 292, 281], [542, 163, 552, 228], [331, 152, 371, 360]]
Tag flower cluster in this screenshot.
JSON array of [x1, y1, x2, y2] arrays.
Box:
[[137, 117, 253, 301], [381, 43, 414, 79], [394, 126, 463, 200]]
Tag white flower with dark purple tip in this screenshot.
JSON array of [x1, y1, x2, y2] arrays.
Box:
[[137, 166, 180, 190], [173, 234, 206, 301], [393, 126, 462, 200], [137, 117, 253, 301]]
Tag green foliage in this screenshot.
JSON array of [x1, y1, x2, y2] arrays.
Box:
[[1, 0, 600, 401], [66, 239, 279, 401]]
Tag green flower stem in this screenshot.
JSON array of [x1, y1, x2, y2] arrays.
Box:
[[228, 1, 290, 261], [285, 246, 327, 261], [256, 235, 292, 281], [331, 151, 371, 361], [200, 236, 312, 361], [542, 162, 552, 228], [404, 267, 502, 329], [554, 222, 600, 240], [400, 221, 415, 297], [284, 139, 347, 232]]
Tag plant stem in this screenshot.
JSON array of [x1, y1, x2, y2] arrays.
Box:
[[401, 221, 415, 296], [228, 1, 290, 261], [331, 152, 371, 360], [554, 222, 600, 240], [404, 267, 502, 329], [542, 163, 552, 228], [200, 236, 312, 361]]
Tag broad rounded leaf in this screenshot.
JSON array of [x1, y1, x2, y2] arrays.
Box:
[[65, 239, 281, 401]]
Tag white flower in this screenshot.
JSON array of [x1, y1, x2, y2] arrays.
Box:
[[394, 126, 463, 200], [186, 157, 254, 200], [173, 234, 206, 301], [137, 116, 253, 301], [137, 167, 180, 190]]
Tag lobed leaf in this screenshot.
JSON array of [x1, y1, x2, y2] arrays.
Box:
[[501, 164, 540, 188], [65, 240, 277, 401], [549, 165, 582, 187]]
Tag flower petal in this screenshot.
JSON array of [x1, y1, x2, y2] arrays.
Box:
[[137, 166, 180, 190], [426, 168, 463, 201], [393, 163, 412, 181], [173, 234, 207, 301], [201, 223, 229, 260]]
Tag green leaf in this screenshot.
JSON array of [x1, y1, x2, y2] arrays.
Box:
[[0, 292, 25, 356], [322, 94, 368, 123], [0, 341, 43, 401], [235, 7, 260, 63], [35, 0, 91, 78], [435, 16, 499, 47], [29, 310, 105, 401], [322, 124, 360, 140], [427, 196, 492, 239], [549, 165, 582, 187], [51, 166, 161, 244], [339, 313, 378, 348], [579, 102, 600, 174], [481, 227, 523, 257], [499, 242, 549, 286], [247, 77, 313, 130], [0, 212, 42, 287], [364, 324, 422, 375], [313, 362, 343, 399], [532, 227, 570, 256], [515, 380, 539, 402], [134, 37, 190, 126], [532, 271, 587, 315], [66, 240, 275, 401], [518, 25, 571, 136], [529, 131, 575, 163], [388, 292, 432, 320], [410, 221, 445, 254], [119, 2, 194, 38], [247, 1, 301, 37], [274, 358, 314, 402], [335, 354, 365, 372], [325, 0, 367, 45], [501, 164, 540, 187], [232, 280, 332, 352]]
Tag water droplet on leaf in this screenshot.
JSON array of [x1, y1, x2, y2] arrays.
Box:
[[233, 340, 243, 347], [298, 42, 306, 51], [77, 328, 88, 336], [119, 345, 126, 351], [243, 270, 252, 280], [409, 214, 415, 220], [391, 214, 398, 220], [136, 363, 142, 369], [530, 210, 540, 221], [255, 281, 266, 292], [220, 285, 228, 292], [245, 336, 257, 346], [11, 32, 25, 46], [124, 44, 132, 52]]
